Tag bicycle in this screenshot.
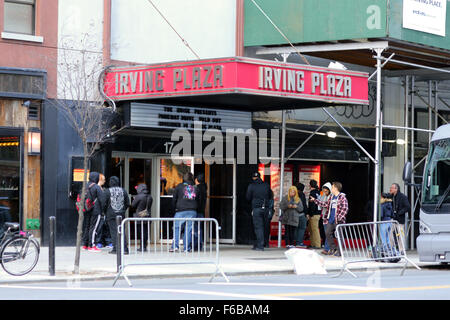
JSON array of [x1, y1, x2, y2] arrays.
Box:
[[0, 222, 40, 276]]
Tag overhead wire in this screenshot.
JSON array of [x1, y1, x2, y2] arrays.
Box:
[[249, 0, 310, 65], [146, 0, 201, 60]]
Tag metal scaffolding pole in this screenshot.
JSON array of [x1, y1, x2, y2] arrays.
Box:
[[404, 75, 409, 250], [411, 76, 415, 250], [373, 48, 383, 223], [435, 81, 439, 129], [429, 81, 433, 142], [278, 110, 286, 247]]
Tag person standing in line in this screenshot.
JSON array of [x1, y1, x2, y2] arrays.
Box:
[[280, 186, 303, 248], [131, 183, 153, 252], [311, 181, 349, 257], [95, 173, 113, 249], [81, 172, 106, 252], [295, 182, 308, 248], [318, 182, 332, 254], [104, 176, 130, 255], [264, 189, 275, 248], [389, 183, 410, 231], [170, 172, 198, 252], [380, 192, 395, 254], [246, 172, 273, 251], [194, 173, 207, 251], [307, 180, 322, 249]]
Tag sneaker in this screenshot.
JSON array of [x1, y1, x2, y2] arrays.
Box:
[[106, 243, 114, 249], [88, 246, 101, 252], [96, 243, 104, 249], [169, 247, 179, 252], [82, 246, 88, 251]]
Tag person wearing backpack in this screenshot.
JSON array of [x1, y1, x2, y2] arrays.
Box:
[[104, 176, 130, 254], [131, 183, 153, 252], [170, 172, 198, 252], [81, 172, 106, 252]]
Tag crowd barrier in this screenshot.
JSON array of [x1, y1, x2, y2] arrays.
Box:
[[334, 220, 421, 277], [112, 217, 229, 287]]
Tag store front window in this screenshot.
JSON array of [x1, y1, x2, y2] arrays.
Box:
[[0, 135, 21, 224]]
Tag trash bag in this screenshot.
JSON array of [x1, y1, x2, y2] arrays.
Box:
[[284, 248, 327, 275]]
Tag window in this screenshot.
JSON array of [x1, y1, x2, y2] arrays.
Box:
[[4, 0, 35, 35]]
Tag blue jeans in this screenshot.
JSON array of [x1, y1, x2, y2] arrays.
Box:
[[380, 222, 392, 253], [323, 223, 330, 250], [296, 214, 307, 245], [172, 210, 196, 251]]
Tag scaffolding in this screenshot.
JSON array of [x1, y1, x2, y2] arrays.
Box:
[[265, 43, 450, 250]]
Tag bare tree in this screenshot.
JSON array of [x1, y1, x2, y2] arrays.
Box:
[[45, 33, 122, 274]]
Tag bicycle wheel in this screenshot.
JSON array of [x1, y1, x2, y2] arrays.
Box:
[[1, 236, 40, 276]]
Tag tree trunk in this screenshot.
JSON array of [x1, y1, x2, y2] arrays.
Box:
[[73, 143, 89, 274]]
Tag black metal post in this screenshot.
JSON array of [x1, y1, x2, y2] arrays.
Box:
[[116, 215, 122, 273], [49, 216, 56, 276]]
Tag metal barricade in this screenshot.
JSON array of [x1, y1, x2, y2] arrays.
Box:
[[112, 217, 229, 286], [334, 220, 421, 277]]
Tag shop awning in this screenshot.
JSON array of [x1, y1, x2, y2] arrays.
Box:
[[102, 57, 368, 112]]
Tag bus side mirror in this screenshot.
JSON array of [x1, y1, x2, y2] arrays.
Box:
[[403, 162, 412, 183]]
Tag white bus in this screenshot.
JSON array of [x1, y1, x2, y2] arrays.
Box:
[[414, 124, 450, 263]]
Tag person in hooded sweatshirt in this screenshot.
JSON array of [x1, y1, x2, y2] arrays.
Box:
[[81, 172, 106, 252], [246, 172, 273, 251], [104, 176, 130, 254], [131, 183, 153, 252], [311, 181, 349, 257], [170, 172, 198, 252]]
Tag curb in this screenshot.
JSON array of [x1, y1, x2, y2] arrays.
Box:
[[0, 262, 426, 286]]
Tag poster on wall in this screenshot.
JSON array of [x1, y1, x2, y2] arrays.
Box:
[[298, 165, 321, 198], [402, 0, 447, 36]]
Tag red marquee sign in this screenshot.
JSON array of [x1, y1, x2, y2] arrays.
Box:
[[103, 57, 368, 105]]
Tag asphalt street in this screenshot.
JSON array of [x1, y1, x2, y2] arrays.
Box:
[[0, 266, 449, 301]]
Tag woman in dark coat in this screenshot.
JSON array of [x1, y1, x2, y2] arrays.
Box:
[[131, 183, 153, 252], [280, 186, 304, 248]]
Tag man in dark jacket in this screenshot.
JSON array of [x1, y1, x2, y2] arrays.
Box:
[[246, 172, 273, 251], [193, 173, 207, 250], [170, 172, 198, 252], [390, 183, 410, 226], [81, 172, 106, 252], [307, 180, 322, 249], [104, 176, 129, 254], [131, 183, 153, 252]]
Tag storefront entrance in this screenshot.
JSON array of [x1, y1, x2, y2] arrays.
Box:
[[110, 152, 237, 244]]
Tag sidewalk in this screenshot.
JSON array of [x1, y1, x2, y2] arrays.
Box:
[[0, 244, 435, 285]]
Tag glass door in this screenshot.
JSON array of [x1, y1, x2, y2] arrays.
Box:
[[158, 157, 194, 241], [207, 161, 236, 244]]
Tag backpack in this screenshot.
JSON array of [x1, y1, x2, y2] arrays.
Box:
[[76, 183, 97, 213]]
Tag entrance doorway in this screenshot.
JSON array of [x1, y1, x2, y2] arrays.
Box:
[[207, 162, 236, 244], [110, 152, 237, 244]]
